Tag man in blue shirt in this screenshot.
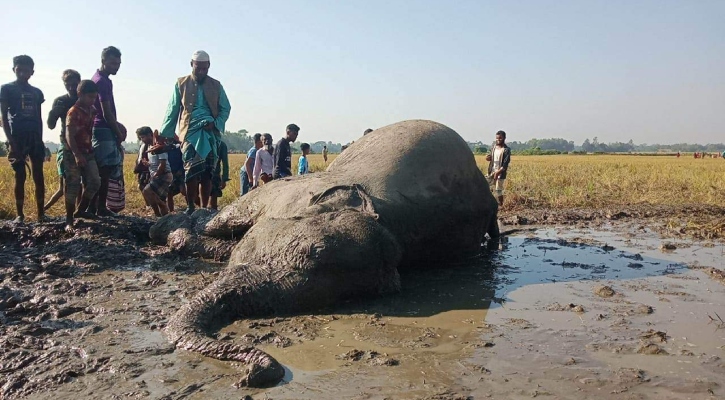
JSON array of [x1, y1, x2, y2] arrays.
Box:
[[241, 133, 262, 195], [0, 55, 47, 223], [298, 143, 310, 175]]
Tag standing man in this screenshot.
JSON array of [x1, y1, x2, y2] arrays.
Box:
[[485, 130, 511, 208], [90, 46, 126, 216], [160, 50, 231, 214], [322, 145, 328, 164], [0, 55, 47, 223], [241, 133, 262, 195], [273, 123, 300, 179]]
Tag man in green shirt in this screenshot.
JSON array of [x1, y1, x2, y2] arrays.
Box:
[[159, 50, 231, 214]]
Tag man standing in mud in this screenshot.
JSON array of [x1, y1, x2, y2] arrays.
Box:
[[160, 50, 231, 214], [90, 46, 127, 216], [273, 124, 300, 179], [486, 130, 511, 207]]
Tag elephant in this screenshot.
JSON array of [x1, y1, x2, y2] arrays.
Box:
[[154, 119, 500, 387]]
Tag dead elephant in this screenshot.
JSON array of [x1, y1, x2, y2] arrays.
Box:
[[152, 119, 500, 387]]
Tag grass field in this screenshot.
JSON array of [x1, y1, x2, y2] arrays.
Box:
[[1, 153, 724, 220]]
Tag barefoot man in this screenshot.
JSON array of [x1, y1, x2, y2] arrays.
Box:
[[159, 50, 231, 214]]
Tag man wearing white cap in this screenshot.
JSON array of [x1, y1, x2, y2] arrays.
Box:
[[159, 50, 231, 214]]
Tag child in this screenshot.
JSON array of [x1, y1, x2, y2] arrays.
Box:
[[166, 135, 185, 212], [253, 133, 274, 188], [485, 130, 511, 207], [63, 80, 103, 232], [210, 139, 229, 210], [138, 127, 173, 216], [298, 143, 310, 175], [0, 55, 47, 223], [134, 140, 150, 202], [45, 69, 81, 212]]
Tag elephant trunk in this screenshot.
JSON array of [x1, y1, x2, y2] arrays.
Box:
[[165, 264, 287, 387]]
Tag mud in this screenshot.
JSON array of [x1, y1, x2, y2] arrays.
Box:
[[1, 212, 724, 399]]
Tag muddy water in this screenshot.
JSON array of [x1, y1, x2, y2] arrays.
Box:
[[4, 223, 725, 399]]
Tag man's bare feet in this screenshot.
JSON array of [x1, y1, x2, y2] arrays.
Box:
[[64, 224, 75, 234]]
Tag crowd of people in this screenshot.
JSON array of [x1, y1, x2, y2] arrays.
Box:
[[1, 47, 511, 233], [0, 48, 311, 232]]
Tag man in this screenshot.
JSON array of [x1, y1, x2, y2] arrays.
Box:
[[0, 55, 47, 223], [90, 46, 126, 216], [241, 133, 262, 195], [298, 143, 310, 175], [322, 145, 328, 164], [485, 130, 511, 207], [273, 123, 300, 179], [160, 50, 231, 214]]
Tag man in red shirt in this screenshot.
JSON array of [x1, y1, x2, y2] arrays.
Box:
[[64, 80, 102, 232]]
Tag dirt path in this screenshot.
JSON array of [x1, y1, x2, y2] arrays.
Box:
[[1, 209, 724, 399]]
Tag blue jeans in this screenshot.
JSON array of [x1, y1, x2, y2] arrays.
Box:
[[240, 169, 250, 196]]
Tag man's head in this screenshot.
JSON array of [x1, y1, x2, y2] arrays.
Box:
[[76, 80, 98, 107], [12, 55, 34, 83], [253, 133, 263, 149], [136, 126, 154, 145], [300, 143, 310, 156], [363, 128, 373, 135], [101, 46, 122, 75], [495, 130, 506, 146], [286, 123, 300, 142], [323, 145, 327, 150], [190, 50, 210, 82], [62, 69, 81, 97]]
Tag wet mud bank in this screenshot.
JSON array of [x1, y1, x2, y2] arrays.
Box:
[[1, 215, 724, 399]]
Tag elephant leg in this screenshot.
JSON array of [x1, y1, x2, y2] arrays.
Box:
[[165, 210, 403, 387]]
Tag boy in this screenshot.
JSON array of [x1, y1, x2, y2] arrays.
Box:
[[0, 55, 47, 223], [64, 80, 102, 232], [210, 139, 229, 210], [298, 143, 310, 175], [137, 127, 173, 216], [241, 133, 262, 196], [485, 130, 511, 207], [273, 123, 300, 179], [166, 135, 185, 212], [45, 69, 81, 211]]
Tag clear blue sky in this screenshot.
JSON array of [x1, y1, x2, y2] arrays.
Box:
[[2, 0, 723, 145]]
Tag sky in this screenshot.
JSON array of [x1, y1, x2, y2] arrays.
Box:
[[1, 0, 723, 145]]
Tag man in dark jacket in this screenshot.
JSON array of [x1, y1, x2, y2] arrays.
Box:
[[486, 130, 511, 207], [273, 123, 299, 179]]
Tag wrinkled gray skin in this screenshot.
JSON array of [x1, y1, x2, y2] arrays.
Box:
[[153, 120, 499, 387]]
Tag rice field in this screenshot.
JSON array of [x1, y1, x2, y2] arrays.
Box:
[[1, 153, 724, 220]]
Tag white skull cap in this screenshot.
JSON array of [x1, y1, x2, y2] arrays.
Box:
[[191, 50, 210, 62]]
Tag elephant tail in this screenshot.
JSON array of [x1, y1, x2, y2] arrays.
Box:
[[164, 265, 286, 388]]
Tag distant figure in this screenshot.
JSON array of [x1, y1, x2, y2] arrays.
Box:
[[676, 151, 680, 158], [485, 130, 511, 208], [322, 145, 328, 164], [45, 69, 81, 212], [210, 139, 229, 210], [273, 123, 300, 179], [44, 147, 51, 162], [241, 133, 262, 196], [363, 128, 373, 135], [1, 55, 47, 223], [253, 133, 274, 188], [298, 143, 310, 175], [159, 50, 231, 215]]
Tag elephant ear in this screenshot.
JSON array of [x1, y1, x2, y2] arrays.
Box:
[[305, 184, 378, 219]]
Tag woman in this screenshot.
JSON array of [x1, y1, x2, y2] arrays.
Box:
[[252, 133, 274, 188]]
